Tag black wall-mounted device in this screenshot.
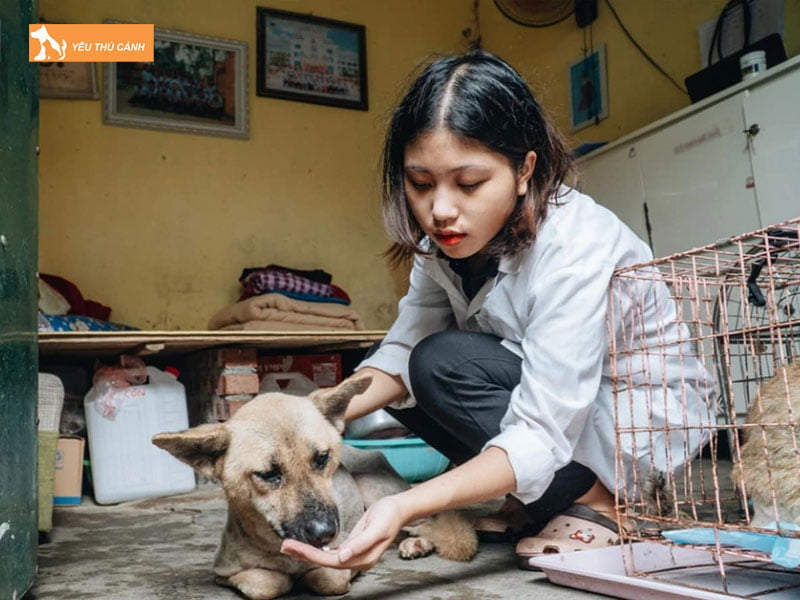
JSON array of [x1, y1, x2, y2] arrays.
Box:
[[575, 0, 598, 28]]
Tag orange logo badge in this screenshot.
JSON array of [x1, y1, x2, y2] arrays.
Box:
[[29, 24, 154, 62]]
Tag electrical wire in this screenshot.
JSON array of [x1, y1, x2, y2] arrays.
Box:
[[604, 0, 688, 95]]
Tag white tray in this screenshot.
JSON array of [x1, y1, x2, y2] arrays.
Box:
[[530, 542, 800, 599]]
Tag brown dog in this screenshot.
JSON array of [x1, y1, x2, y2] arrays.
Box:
[[152, 374, 477, 599], [735, 361, 800, 526]]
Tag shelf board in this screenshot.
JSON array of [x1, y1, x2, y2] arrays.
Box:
[[38, 330, 387, 357]]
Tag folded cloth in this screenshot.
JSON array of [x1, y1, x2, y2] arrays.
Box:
[[240, 268, 332, 299], [220, 311, 360, 330], [220, 320, 356, 332], [240, 264, 332, 285], [273, 290, 351, 305], [208, 293, 365, 331], [663, 522, 800, 569], [330, 284, 352, 304], [38, 313, 138, 332], [40, 273, 112, 321], [38, 279, 71, 315]]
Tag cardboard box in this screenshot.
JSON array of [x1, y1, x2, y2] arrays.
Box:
[[53, 435, 84, 505], [259, 353, 342, 388]]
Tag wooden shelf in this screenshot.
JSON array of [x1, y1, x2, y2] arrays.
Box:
[[38, 330, 387, 358]]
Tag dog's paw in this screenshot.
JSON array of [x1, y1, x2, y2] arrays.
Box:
[[398, 536, 435, 559], [224, 568, 292, 600], [300, 566, 352, 595]]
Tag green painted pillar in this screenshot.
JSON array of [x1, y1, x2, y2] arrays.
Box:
[[0, 0, 40, 598]]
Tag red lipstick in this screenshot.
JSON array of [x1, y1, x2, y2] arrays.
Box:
[[435, 233, 466, 247]]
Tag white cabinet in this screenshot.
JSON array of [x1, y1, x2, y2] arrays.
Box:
[[578, 142, 649, 245], [579, 56, 800, 257], [742, 72, 800, 227], [637, 94, 760, 257]]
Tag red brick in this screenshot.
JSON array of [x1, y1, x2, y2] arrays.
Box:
[[213, 348, 257, 368], [215, 373, 260, 395]]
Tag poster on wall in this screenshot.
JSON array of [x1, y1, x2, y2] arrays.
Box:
[[567, 44, 608, 132], [256, 6, 368, 111], [39, 62, 98, 99], [36, 20, 99, 99], [103, 26, 249, 139]]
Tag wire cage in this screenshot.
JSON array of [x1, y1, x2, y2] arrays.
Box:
[[606, 218, 800, 598]]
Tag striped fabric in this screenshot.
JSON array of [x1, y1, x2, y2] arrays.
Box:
[[241, 268, 332, 298]]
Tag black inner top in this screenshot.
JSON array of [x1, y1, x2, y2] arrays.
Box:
[[446, 255, 500, 301]]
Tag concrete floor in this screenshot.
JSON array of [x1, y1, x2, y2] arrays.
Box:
[[27, 484, 614, 600]]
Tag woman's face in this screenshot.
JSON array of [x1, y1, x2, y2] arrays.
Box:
[[403, 128, 536, 259]]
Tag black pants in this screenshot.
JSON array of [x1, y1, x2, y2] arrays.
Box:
[[384, 330, 596, 535]]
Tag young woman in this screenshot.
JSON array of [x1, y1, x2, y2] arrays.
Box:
[[281, 50, 713, 571]]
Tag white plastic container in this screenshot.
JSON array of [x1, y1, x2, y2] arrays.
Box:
[[740, 50, 767, 81], [84, 366, 195, 504], [259, 371, 318, 396]]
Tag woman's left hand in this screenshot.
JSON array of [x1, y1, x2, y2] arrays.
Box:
[[280, 495, 407, 571]]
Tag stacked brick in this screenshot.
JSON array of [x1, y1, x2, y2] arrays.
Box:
[[183, 347, 260, 424]]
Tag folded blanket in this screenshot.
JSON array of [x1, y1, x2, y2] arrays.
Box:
[[220, 320, 356, 332], [208, 293, 365, 331]]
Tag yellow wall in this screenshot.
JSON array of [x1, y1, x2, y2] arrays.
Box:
[[481, 0, 799, 145], [39, 1, 799, 331], [38, 0, 472, 330]]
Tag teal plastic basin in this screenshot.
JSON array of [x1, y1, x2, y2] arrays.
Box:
[[343, 437, 450, 483]]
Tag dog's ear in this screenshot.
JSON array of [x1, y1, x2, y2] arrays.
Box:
[[152, 423, 230, 478], [310, 374, 373, 434]]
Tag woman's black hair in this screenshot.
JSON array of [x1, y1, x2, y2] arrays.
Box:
[[381, 49, 574, 265]]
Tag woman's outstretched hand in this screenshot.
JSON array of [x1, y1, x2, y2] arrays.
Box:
[[280, 495, 407, 571]]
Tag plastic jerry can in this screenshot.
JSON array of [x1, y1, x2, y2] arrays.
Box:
[[259, 371, 318, 396], [84, 365, 195, 504]]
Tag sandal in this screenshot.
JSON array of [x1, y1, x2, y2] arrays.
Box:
[[515, 503, 622, 571]]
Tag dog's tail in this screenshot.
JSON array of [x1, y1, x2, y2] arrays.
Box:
[[403, 511, 478, 561]]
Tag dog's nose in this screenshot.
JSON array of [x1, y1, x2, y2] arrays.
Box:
[[282, 501, 340, 547], [304, 518, 337, 547]]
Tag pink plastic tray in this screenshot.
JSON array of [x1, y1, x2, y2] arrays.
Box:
[[530, 542, 800, 599]]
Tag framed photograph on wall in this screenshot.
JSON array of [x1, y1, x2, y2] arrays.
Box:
[[103, 27, 248, 139], [567, 44, 608, 132], [40, 62, 98, 99], [256, 7, 368, 111]]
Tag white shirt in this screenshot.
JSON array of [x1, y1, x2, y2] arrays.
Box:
[[358, 188, 714, 504]]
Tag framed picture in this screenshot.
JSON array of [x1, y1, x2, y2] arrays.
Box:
[[103, 27, 248, 139], [256, 7, 368, 111], [40, 62, 98, 99], [567, 44, 608, 132]]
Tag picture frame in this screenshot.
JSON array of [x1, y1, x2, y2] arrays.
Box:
[[103, 26, 248, 139], [40, 62, 98, 99], [567, 44, 608, 132], [256, 7, 368, 111]]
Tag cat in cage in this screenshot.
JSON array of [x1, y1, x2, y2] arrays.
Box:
[[734, 361, 800, 527]]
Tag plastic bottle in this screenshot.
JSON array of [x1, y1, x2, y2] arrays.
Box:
[[259, 371, 318, 396], [84, 365, 195, 504]]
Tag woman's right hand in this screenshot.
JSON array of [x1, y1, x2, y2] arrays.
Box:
[[280, 495, 408, 571]]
